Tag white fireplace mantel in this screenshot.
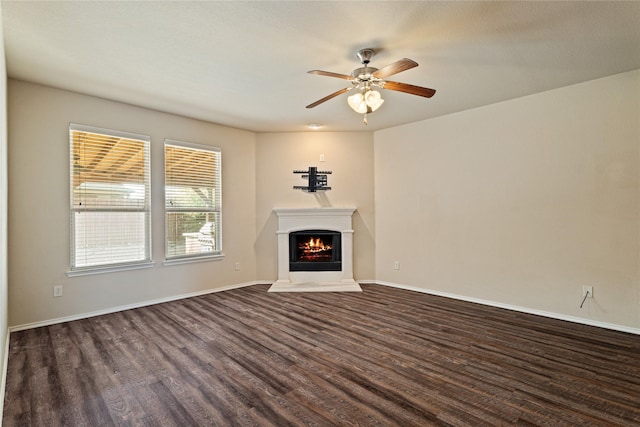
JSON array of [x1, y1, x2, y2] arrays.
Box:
[[269, 207, 362, 292]]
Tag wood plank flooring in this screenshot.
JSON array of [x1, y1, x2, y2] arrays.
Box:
[[3, 284, 640, 426]]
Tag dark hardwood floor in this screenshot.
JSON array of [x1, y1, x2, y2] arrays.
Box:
[[3, 284, 640, 426]]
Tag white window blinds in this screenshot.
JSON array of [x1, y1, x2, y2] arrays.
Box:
[[165, 140, 222, 259], [70, 124, 151, 270]]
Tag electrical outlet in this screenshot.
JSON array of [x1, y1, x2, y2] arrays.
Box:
[[234, 262, 240, 271], [320, 154, 325, 162], [393, 261, 400, 270], [583, 285, 593, 298], [53, 285, 63, 298]]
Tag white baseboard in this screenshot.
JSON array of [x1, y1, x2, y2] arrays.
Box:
[[374, 280, 640, 336], [8, 281, 269, 333], [9, 279, 639, 337]]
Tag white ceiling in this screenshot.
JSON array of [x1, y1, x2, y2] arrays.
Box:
[[2, 1, 640, 132]]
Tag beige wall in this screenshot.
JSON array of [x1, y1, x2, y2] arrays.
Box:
[[375, 70, 640, 328], [8, 80, 257, 327], [255, 132, 375, 281], [6, 71, 638, 331]]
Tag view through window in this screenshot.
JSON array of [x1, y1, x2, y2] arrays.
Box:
[[69, 124, 151, 271], [165, 140, 222, 260]]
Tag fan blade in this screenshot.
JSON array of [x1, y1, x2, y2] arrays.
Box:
[[306, 87, 351, 109], [372, 58, 418, 79], [308, 70, 353, 80], [382, 81, 436, 98]]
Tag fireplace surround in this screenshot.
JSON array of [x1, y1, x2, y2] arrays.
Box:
[[269, 207, 361, 292]]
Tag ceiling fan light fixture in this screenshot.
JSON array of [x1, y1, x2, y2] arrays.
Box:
[[365, 90, 384, 111], [347, 89, 383, 114], [347, 92, 366, 113]]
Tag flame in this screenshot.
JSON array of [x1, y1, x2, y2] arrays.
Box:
[[303, 237, 331, 251], [298, 235, 333, 261]]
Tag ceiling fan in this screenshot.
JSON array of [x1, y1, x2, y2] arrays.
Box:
[[306, 48, 436, 124]]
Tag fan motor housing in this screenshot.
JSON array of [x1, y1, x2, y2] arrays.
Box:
[[351, 66, 379, 81]]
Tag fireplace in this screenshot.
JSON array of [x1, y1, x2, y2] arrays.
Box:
[[269, 207, 361, 292], [289, 230, 341, 272]]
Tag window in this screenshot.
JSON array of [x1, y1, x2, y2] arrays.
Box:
[[164, 140, 222, 261], [69, 124, 152, 273]]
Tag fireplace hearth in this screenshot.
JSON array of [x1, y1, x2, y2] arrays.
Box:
[[269, 207, 361, 292]]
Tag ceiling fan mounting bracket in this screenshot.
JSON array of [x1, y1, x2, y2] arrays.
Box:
[[356, 48, 376, 65]]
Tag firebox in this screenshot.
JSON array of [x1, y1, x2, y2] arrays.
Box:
[[289, 229, 341, 271]]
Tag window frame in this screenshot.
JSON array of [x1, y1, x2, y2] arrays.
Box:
[[68, 123, 154, 276], [163, 139, 223, 264]]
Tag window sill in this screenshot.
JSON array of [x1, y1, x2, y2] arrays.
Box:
[[67, 261, 156, 277], [163, 253, 225, 266]]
